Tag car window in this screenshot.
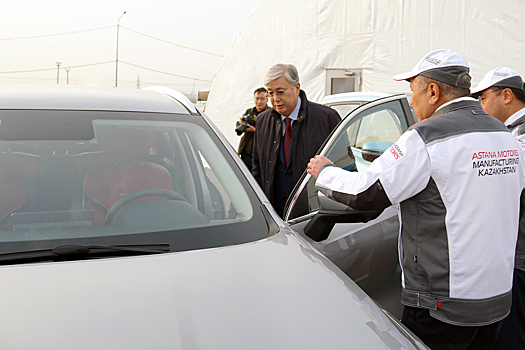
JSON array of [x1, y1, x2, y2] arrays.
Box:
[[328, 100, 407, 173], [327, 103, 361, 118], [355, 109, 403, 148], [0, 110, 268, 255], [287, 99, 409, 219]]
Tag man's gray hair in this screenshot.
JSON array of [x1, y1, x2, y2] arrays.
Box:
[[415, 74, 471, 100], [264, 63, 300, 86]]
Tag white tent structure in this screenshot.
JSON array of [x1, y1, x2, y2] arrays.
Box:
[[206, 0, 525, 149]]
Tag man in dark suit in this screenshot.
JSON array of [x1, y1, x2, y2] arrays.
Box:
[[252, 63, 340, 218]]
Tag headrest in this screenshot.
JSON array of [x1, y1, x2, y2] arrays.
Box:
[[95, 127, 151, 159]]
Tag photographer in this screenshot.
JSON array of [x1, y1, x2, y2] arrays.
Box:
[[236, 87, 268, 171]]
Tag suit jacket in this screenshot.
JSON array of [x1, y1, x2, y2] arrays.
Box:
[[252, 90, 340, 203]]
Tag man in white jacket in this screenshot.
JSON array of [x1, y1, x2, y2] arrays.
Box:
[[472, 67, 525, 349], [308, 50, 525, 350]]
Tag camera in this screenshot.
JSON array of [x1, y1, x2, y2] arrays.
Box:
[[235, 114, 256, 135]]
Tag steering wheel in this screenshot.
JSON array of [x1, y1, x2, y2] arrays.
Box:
[[0, 205, 24, 230], [104, 188, 187, 226]]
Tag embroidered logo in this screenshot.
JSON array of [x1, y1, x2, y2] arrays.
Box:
[[425, 56, 442, 66], [518, 139, 525, 152], [389, 143, 405, 160], [471, 109, 487, 115]]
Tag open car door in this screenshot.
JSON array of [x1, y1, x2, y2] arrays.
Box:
[[284, 94, 416, 319]]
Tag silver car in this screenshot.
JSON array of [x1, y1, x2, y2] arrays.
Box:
[[0, 85, 427, 349], [285, 93, 417, 319]]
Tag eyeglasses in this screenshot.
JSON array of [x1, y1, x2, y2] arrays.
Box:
[[477, 88, 504, 102], [265, 85, 295, 99]]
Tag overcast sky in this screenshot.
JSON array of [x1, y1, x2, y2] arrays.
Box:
[[0, 0, 262, 97]]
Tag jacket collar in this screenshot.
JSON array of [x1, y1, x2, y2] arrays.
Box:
[[432, 98, 481, 118]]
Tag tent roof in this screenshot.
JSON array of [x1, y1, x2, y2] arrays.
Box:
[[206, 0, 525, 148]]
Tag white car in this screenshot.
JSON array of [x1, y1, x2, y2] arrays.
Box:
[[0, 85, 427, 349]]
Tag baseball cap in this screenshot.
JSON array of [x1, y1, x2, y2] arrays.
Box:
[[471, 67, 525, 96], [393, 49, 471, 88]]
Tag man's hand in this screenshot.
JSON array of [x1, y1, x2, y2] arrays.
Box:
[[245, 124, 255, 132], [307, 155, 333, 179]]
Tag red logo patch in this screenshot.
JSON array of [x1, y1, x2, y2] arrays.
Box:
[[390, 148, 400, 159]]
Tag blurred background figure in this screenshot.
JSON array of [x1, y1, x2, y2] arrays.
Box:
[[236, 87, 268, 171]]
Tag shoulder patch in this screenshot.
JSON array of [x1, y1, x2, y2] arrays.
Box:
[[518, 139, 525, 152], [388, 143, 405, 160], [470, 109, 488, 115]]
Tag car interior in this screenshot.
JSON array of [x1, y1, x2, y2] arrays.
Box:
[[0, 113, 253, 239]]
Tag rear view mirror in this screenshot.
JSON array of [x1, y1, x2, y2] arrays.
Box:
[[362, 141, 393, 162]]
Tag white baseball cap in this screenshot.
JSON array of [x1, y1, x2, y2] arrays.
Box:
[[393, 49, 471, 88], [471, 67, 525, 96]]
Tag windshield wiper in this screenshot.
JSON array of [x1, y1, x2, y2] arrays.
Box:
[[52, 243, 170, 255], [0, 243, 170, 263]]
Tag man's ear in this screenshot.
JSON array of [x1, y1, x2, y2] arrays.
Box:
[[428, 83, 440, 105], [502, 88, 513, 105]]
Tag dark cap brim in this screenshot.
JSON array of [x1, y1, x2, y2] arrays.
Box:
[[492, 76, 525, 91], [419, 66, 471, 88]]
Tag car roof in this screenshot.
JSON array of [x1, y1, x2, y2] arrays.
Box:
[[319, 91, 392, 105], [0, 85, 196, 114]]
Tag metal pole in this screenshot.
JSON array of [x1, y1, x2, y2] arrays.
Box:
[[193, 78, 197, 102], [65, 68, 70, 84], [56, 62, 61, 84], [115, 11, 126, 88]]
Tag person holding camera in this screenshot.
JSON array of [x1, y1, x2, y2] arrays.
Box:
[[236, 87, 268, 171]]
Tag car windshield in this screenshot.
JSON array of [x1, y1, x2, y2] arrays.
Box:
[[0, 109, 268, 257]]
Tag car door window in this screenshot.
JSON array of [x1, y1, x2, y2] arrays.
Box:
[[355, 109, 403, 147], [332, 100, 407, 173], [287, 98, 410, 220]]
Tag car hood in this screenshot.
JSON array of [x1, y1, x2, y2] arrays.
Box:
[[0, 232, 424, 349]]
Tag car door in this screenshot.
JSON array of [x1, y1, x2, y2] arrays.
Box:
[[284, 94, 416, 319]]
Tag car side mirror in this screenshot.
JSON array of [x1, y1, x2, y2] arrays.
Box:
[[304, 192, 384, 242], [362, 141, 393, 162]]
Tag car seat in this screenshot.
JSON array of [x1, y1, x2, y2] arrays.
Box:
[[0, 152, 39, 230], [83, 127, 173, 226]]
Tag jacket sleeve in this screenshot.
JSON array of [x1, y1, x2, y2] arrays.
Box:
[[328, 108, 342, 128], [316, 129, 432, 210], [252, 124, 261, 186]]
